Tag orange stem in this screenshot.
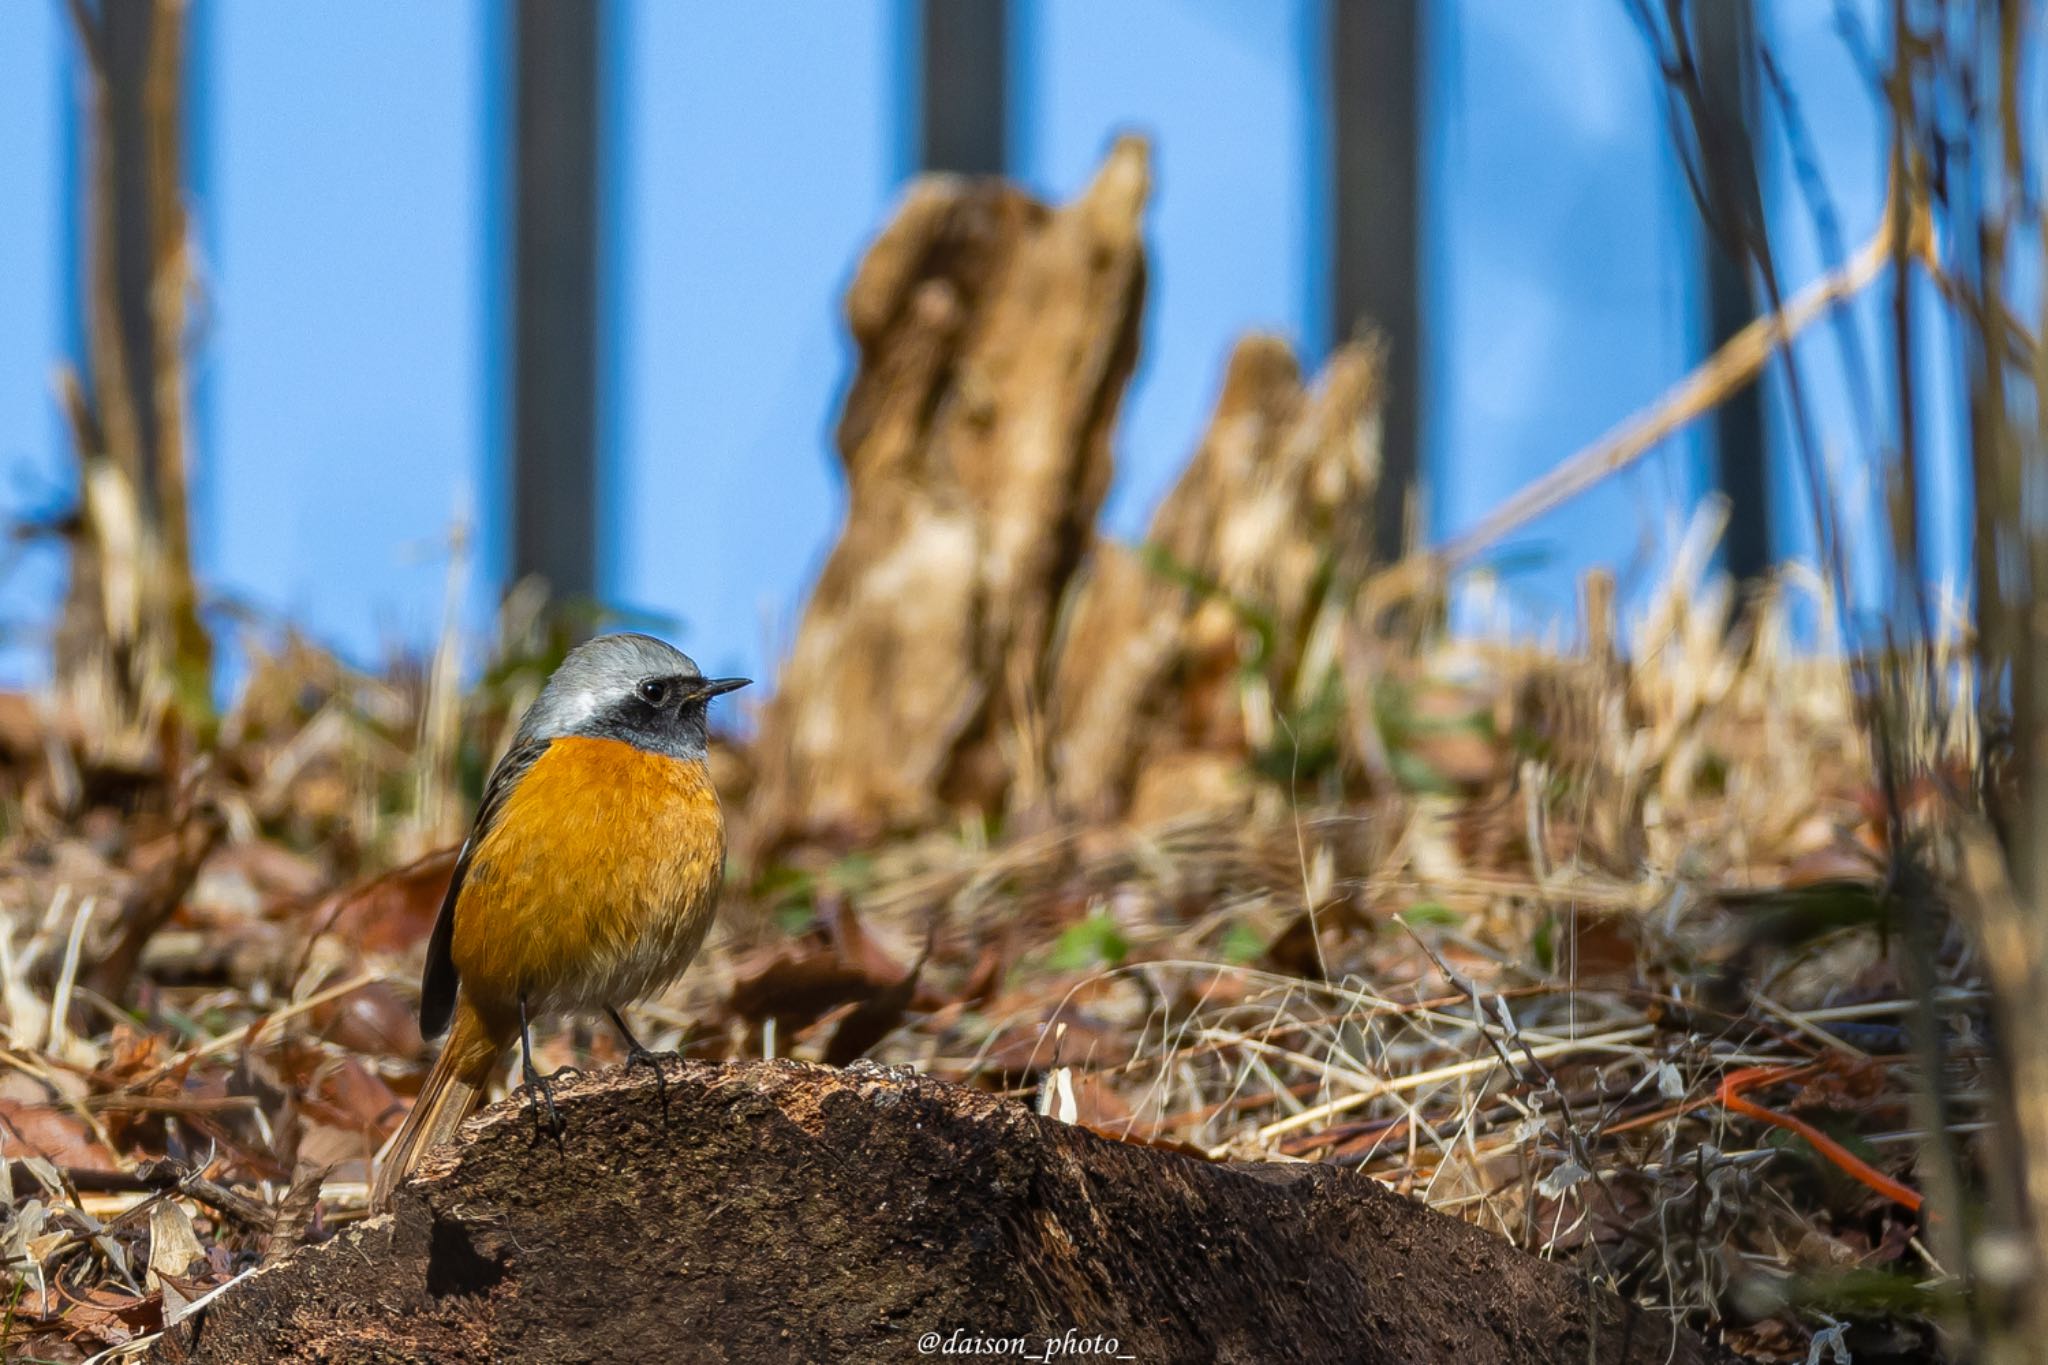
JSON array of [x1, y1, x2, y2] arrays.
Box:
[[1717, 1065, 1924, 1214]]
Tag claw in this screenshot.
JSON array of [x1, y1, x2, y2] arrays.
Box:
[[608, 1007, 671, 1121], [523, 1072, 566, 1146]]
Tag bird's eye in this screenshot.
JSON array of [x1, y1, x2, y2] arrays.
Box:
[[637, 678, 671, 706]]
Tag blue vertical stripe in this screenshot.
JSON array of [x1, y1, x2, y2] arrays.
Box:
[[610, 0, 897, 680], [1016, 0, 1316, 536], [0, 3, 67, 680], [1431, 0, 1704, 629], [204, 1, 488, 661]]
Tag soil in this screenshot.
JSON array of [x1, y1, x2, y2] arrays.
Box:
[[151, 1059, 1734, 1364]]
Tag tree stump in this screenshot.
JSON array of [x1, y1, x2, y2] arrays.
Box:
[[1048, 335, 1384, 822], [744, 138, 1149, 858], [157, 1060, 1730, 1364]]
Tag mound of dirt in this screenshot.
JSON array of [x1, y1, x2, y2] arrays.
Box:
[[153, 1059, 1729, 1364]]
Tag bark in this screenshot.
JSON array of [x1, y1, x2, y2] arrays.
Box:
[[743, 139, 1149, 858], [157, 1059, 1730, 1365]]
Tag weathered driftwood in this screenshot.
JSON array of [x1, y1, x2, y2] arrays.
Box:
[[744, 139, 1149, 858], [1049, 336, 1383, 823], [158, 1060, 1727, 1364]]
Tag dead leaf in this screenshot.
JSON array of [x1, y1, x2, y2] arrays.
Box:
[[307, 979, 424, 1057], [728, 946, 877, 1029], [288, 1051, 404, 1139], [308, 847, 456, 955], [824, 956, 925, 1065], [147, 1199, 207, 1323], [729, 900, 943, 1040], [37, 1284, 162, 1347], [263, 1166, 327, 1259], [1264, 912, 1327, 980], [0, 1081, 115, 1172], [818, 895, 911, 988], [956, 943, 1005, 1008], [974, 1011, 1134, 1082]]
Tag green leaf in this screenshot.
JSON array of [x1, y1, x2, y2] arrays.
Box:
[[1219, 921, 1268, 964], [827, 851, 877, 893], [1397, 901, 1461, 928], [1387, 748, 1457, 796], [1782, 1265, 1962, 1317], [1049, 913, 1130, 971], [1532, 914, 1558, 973], [1135, 541, 1278, 670]]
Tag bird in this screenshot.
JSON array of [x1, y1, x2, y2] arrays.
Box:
[[370, 632, 749, 1210]]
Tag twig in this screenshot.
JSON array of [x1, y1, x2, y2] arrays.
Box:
[[1240, 1024, 1656, 1150], [121, 968, 386, 1093]]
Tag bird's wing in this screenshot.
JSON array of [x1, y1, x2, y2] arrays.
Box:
[[418, 737, 551, 1039]]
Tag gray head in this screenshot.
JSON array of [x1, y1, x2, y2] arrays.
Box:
[[514, 632, 749, 761]]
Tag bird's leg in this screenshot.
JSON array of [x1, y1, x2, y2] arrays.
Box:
[[519, 995, 566, 1146], [607, 1006, 669, 1118]]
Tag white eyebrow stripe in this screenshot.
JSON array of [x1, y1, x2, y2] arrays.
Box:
[[561, 689, 602, 726]]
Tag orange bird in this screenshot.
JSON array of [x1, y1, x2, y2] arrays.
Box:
[[371, 633, 748, 1210]]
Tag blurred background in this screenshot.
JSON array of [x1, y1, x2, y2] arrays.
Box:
[[0, 0, 1965, 688]]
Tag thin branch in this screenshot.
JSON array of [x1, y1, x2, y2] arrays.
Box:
[[1428, 191, 1931, 573]]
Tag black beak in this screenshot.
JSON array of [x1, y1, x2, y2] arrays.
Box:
[[693, 677, 751, 701]]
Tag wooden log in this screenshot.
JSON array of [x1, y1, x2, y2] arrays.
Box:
[[157, 1060, 1730, 1364]]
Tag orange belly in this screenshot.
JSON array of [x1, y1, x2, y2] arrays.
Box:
[[449, 735, 726, 1022]]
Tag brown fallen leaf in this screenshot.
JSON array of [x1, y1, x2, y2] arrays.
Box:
[[727, 944, 878, 1030], [274, 1046, 403, 1140], [306, 979, 423, 1057], [306, 846, 457, 956], [0, 1075, 115, 1172], [956, 942, 1006, 1008], [24, 1283, 163, 1347], [729, 898, 944, 1042], [817, 894, 913, 989], [823, 954, 926, 1065], [972, 1010, 1134, 1083]]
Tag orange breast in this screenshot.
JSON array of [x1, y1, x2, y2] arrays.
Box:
[[450, 735, 726, 1021]]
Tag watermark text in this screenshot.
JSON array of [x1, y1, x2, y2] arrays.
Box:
[[916, 1327, 1135, 1360]]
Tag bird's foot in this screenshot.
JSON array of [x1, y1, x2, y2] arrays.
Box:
[[623, 1043, 670, 1120], [605, 1007, 671, 1122], [521, 1063, 568, 1149]]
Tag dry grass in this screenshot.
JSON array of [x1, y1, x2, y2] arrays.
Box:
[[0, 525, 1983, 1361]]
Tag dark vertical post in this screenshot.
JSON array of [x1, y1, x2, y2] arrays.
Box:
[[1330, 0, 1422, 559], [100, 0, 162, 502], [1693, 0, 1770, 584], [920, 0, 1005, 174], [511, 0, 601, 599]]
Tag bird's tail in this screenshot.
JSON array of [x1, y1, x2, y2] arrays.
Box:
[[371, 998, 501, 1211]]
